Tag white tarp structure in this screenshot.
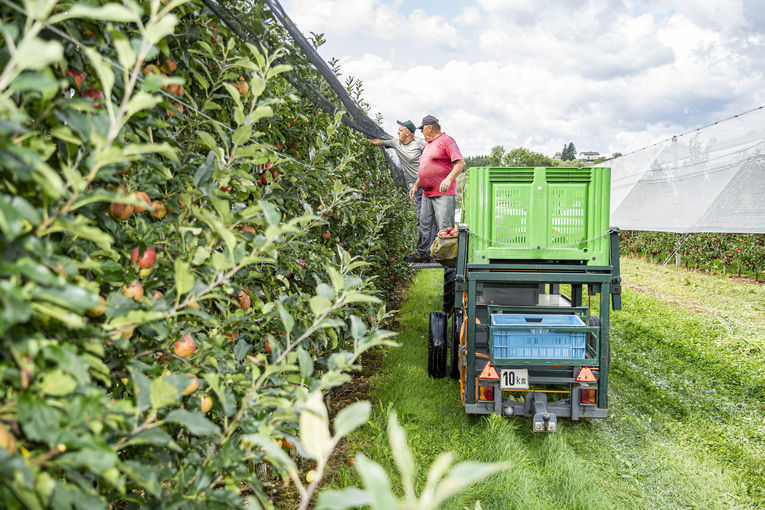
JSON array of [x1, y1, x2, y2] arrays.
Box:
[[605, 105, 765, 233]]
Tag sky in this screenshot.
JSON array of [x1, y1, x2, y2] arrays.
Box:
[[280, 0, 765, 158]]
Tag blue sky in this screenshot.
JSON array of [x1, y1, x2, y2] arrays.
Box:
[[283, 0, 765, 158]]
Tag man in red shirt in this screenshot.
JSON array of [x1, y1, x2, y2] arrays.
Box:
[[407, 115, 465, 262]]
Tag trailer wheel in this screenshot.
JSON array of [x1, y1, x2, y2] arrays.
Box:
[[442, 268, 455, 314], [427, 312, 447, 378], [448, 310, 463, 380], [589, 315, 610, 363]]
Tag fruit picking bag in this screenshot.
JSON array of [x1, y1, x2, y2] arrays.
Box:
[[430, 233, 458, 267]]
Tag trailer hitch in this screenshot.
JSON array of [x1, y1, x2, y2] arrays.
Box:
[[526, 392, 557, 432]]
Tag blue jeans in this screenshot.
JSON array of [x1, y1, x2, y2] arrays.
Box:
[[417, 193, 455, 257]]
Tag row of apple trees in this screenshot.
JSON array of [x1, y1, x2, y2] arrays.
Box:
[[619, 230, 765, 280], [0, 0, 455, 507]]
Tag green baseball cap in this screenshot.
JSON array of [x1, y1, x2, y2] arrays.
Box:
[[396, 120, 416, 134]]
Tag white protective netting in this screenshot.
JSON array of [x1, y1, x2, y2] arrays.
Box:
[[604, 105, 765, 233]]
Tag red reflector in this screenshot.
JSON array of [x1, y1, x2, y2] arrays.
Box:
[[576, 367, 597, 382], [478, 386, 495, 401], [479, 362, 499, 380], [580, 388, 596, 404]]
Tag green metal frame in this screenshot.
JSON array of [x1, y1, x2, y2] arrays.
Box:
[[455, 225, 621, 410]]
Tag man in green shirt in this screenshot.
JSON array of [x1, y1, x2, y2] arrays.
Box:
[[370, 120, 427, 261]]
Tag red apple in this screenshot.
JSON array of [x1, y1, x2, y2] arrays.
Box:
[[200, 394, 213, 413], [66, 68, 86, 89], [264, 341, 272, 354], [238, 290, 251, 311], [150, 200, 167, 219], [183, 373, 199, 396], [123, 281, 144, 301], [86, 296, 106, 318], [174, 333, 196, 358], [110, 202, 133, 221], [322, 232, 331, 239], [134, 192, 151, 212], [160, 57, 177, 74], [131, 246, 156, 269]]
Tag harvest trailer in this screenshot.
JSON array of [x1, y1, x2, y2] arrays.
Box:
[[426, 166, 621, 432]]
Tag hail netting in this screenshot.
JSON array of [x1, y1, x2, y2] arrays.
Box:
[[207, 0, 407, 189], [604, 105, 765, 233]]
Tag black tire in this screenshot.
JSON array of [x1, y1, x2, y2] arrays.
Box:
[[443, 268, 456, 314], [428, 311, 447, 378], [449, 309, 463, 380], [588, 315, 610, 362]]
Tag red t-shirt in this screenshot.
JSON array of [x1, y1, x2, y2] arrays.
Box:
[[418, 133, 463, 197]]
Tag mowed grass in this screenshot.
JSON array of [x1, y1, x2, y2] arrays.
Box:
[[329, 262, 764, 509]]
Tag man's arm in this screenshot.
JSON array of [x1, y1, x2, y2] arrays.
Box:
[[369, 138, 383, 146], [439, 159, 465, 193], [409, 178, 421, 200]]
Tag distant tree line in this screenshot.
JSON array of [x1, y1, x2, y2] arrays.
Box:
[[464, 142, 623, 168]]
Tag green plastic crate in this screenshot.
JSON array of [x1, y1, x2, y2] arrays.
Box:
[[465, 167, 611, 265]]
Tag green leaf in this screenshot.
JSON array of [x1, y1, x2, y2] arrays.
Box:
[[196, 131, 218, 152], [111, 30, 136, 69], [316, 488, 371, 510], [120, 460, 161, 496], [354, 454, 397, 510], [250, 105, 273, 123], [299, 390, 331, 460], [387, 411, 415, 498], [145, 14, 178, 45], [127, 428, 181, 452], [222, 82, 244, 111], [174, 259, 194, 296], [333, 401, 370, 439], [0, 194, 40, 240], [30, 302, 84, 328], [243, 434, 299, 481], [64, 3, 139, 22], [260, 200, 280, 226], [233, 124, 252, 146], [326, 266, 344, 294], [48, 217, 114, 252], [38, 369, 77, 396], [249, 75, 266, 100], [277, 302, 294, 336], [234, 339, 250, 362], [343, 291, 381, 305], [125, 91, 161, 120], [122, 143, 178, 161], [84, 47, 114, 101], [150, 377, 179, 410], [432, 461, 510, 507], [297, 347, 313, 379], [16, 37, 63, 71], [266, 64, 293, 79], [309, 295, 332, 317], [333, 179, 344, 196], [164, 409, 220, 436]]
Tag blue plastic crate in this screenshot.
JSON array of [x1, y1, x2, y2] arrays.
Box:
[[490, 313, 586, 359]]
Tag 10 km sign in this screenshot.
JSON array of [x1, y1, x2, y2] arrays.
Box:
[[501, 369, 529, 390]]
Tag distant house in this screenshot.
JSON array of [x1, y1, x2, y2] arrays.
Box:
[[578, 151, 600, 162]]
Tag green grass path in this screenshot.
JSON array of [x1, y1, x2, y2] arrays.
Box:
[[334, 260, 764, 509]]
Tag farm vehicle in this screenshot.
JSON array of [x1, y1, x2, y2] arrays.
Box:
[[425, 166, 621, 432]]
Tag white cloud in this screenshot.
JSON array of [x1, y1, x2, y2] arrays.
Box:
[[282, 0, 765, 157]]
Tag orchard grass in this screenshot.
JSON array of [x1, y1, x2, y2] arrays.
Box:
[[327, 263, 764, 509]]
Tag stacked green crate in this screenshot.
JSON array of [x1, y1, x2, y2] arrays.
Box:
[[465, 167, 611, 265]]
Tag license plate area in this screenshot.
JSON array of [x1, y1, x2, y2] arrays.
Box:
[[500, 369, 529, 390]]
